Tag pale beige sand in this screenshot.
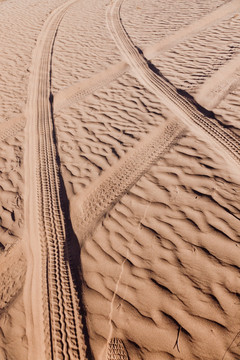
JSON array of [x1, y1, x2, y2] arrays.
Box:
[[0, 0, 240, 359]]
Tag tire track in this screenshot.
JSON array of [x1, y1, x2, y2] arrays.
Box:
[[106, 0, 240, 166], [143, 0, 240, 59], [5, 44, 238, 323], [55, 0, 240, 112], [54, 61, 128, 112], [71, 119, 185, 243], [1, 0, 239, 143], [196, 51, 240, 110], [69, 0, 240, 249], [24, 1, 88, 359], [106, 338, 129, 360]]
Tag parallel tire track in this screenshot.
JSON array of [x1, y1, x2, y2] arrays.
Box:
[[106, 0, 240, 166], [71, 119, 185, 243], [1, 0, 239, 142], [55, 0, 240, 112], [24, 1, 88, 359]]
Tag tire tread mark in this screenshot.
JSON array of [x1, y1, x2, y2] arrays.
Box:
[[72, 119, 185, 242], [1, 0, 239, 141], [24, 1, 87, 359], [106, 0, 240, 166]]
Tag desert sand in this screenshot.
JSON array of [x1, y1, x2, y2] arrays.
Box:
[[0, 0, 240, 359]]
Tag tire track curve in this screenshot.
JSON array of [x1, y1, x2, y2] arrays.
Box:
[[1, 0, 239, 141], [71, 119, 185, 244], [24, 1, 88, 359], [106, 0, 240, 166], [55, 0, 240, 112]]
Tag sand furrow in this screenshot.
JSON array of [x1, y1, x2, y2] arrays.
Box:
[[24, 1, 88, 359], [106, 0, 240, 166], [71, 119, 185, 243]]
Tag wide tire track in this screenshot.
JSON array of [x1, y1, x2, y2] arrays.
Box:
[[71, 119, 185, 243], [24, 1, 88, 359], [106, 0, 240, 166], [196, 51, 240, 110], [54, 61, 128, 112]]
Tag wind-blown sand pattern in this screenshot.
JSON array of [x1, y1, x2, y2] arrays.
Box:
[[1, 0, 240, 359], [0, 242, 26, 311]]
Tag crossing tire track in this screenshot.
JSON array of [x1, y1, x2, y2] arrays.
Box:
[[71, 119, 185, 243], [55, 0, 240, 112], [1, 0, 239, 141], [106, 0, 240, 166]]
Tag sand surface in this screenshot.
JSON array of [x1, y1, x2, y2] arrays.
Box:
[[0, 0, 240, 359]]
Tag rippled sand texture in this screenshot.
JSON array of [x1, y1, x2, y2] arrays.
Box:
[[0, 0, 240, 359]]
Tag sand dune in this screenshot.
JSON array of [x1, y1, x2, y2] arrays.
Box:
[[0, 0, 240, 359]]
